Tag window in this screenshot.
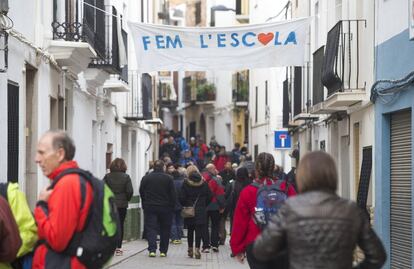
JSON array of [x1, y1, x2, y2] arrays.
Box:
[[106, 143, 113, 170], [265, 81, 268, 106], [236, 0, 242, 15], [8, 82, 19, 183], [195, 1, 201, 25], [255, 86, 258, 123]]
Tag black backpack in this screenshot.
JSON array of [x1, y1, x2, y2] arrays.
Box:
[[50, 168, 121, 269]]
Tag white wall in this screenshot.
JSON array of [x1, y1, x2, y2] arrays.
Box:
[[248, 0, 291, 169], [375, 0, 408, 45]]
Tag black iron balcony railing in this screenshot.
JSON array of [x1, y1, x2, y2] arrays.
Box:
[[321, 20, 367, 96], [52, 1, 120, 71], [232, 71, 249, 103], [89, 6, 128, 78], [124, 71, 152, 121]]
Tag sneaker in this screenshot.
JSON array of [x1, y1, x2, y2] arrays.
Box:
[[115, 249, 123, 256], [201, 248, 210, 253], [149, 252, 156, 257], [212, 247, 219, 253], [188, 247, 194, 258], [160, 253, 167, 257], [194, 248, 201, 259], [175, 240, 182, 244]]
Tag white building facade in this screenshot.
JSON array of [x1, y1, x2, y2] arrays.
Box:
[[248, 0, 292, 171], [289, 0, 375, 206], [0, 0, 156, 229]]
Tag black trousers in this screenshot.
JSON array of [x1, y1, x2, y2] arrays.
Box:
[[206, 210, 220, 248], [144, 207, 173, 253], [246, 244, 288, 269], [187, 224, 206, 248], [117, 207, 127, 248]]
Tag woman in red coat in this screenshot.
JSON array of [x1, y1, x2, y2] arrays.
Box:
[[230, 152, 296, 269]]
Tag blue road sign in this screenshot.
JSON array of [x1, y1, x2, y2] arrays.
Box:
[[274, 131, 291, 149]]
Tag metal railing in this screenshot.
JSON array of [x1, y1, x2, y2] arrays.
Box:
[[124, 71, 153, 120], [89, 6, 127, 77], [52, 3, 129, 78], [321, 20, 367, 96]]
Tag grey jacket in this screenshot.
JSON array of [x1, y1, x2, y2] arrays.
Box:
[[104, 172, 133, 208], [253, 191, 386, 269]]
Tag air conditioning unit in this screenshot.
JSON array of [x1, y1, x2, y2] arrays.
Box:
[[0, 0, 8, 14]]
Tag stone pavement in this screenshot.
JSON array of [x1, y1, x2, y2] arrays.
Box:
[[108, 239, 249, 269]]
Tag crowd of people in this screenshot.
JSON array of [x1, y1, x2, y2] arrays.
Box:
[[0, 129, 387, 269], [158, 129, 251, 172]]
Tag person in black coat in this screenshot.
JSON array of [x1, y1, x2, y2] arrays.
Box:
[[140, 160, 176, 257], [180, 171, 212, 259]]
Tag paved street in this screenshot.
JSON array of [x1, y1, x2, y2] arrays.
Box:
[[109, 240, 249, 269]]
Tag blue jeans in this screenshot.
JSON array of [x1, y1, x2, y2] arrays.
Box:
[[171, 210, 184, 240]]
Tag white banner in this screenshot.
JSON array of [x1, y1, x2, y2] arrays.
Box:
[[128, 18, 310, 72]]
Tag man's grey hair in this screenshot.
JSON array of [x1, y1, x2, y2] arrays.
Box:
[[45, 130, 76, 161]]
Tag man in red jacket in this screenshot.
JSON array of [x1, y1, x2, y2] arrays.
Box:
[[33, 131, 94, 269], [202, 164, 225, 253], [213, 146, 229, 172]]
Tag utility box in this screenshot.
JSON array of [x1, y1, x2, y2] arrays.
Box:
[[0, 0, 8, 14]]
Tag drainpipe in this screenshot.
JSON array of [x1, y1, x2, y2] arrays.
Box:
[[62, 67, 67, 130]]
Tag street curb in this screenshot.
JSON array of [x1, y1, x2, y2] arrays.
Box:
[[107, 247, 148, 268]]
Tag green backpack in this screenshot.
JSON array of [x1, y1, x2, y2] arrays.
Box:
[[51, 168, 121, 269]]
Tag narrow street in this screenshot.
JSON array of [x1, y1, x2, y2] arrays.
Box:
[[109, 240, 248, 269]]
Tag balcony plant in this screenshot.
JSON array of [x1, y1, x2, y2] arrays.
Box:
[[196, 82, 216, 101]]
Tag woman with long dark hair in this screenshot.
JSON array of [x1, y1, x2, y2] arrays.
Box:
[[253, 151, 386, 269], [230, 153, 295, 269], [229, 167, 252, 233]]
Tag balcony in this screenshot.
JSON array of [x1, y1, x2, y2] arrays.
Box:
[[49, 20, 96, 75], [196, 82, 216, 104], [321, 20, 367, 108], [124, 72, 152, 121], [89, 6, 126, 76], [159, 81, 178, 108], [310, 46, 347, 114], [183, 76, 215, 104], [232, 70, 249, 106], [50, 0, 108, 75]]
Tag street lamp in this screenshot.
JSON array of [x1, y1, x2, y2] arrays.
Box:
[[210, 5, 236, 27]]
